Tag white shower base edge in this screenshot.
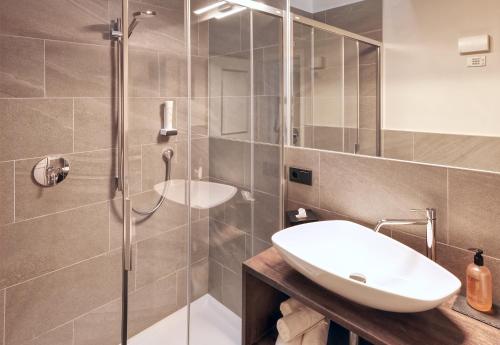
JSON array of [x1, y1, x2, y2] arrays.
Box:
[[128, 294, 241, 345]]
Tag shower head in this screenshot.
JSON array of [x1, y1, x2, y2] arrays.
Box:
[[129, 10, 157, 37]]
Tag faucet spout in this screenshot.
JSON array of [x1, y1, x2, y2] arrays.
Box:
[[374, 208, 437, 261]]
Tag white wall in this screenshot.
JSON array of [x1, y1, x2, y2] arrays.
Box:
[[383, 0, 500, 136]]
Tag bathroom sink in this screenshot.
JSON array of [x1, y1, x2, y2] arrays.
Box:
[[271, 220, 461, 313], [154, 179, 237, 209]]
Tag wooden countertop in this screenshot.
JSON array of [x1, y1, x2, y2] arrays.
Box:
[[243, 248, 500, 345]]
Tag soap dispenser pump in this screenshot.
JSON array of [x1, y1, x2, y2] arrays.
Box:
[[466, 249, 492, 312]]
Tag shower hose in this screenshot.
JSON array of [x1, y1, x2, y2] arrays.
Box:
[[132, 149, 173, 216]]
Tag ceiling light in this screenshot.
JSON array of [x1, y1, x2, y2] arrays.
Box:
[[194, 1, 227, 15], [214, 5, 247, 19]]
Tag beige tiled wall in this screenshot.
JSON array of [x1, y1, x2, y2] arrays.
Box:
[[206, 6, 282, 317], [0, 1, 209, 345], [286, 146, 500, 304]]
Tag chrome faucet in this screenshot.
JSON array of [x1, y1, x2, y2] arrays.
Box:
[[374, 208, 437, 261]]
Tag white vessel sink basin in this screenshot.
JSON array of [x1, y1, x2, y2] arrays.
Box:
[[271, 220, 461, 313], [154, 179, 237, 210]]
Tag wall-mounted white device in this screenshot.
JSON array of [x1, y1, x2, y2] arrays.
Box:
[[467, 56, 486, 67], [458, 35, 490, 54], [160, 100, 178, 136]]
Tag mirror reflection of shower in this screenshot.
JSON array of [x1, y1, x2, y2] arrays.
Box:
[[129, 10, 157, 37]]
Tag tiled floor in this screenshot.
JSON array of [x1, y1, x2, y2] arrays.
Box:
[[129, 294, 241, 345]]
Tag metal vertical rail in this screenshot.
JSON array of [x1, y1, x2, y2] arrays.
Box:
[[185, 1, 193, 344], [355, 40, 360, 154], [120, 1, 131, 345], [376, 46, 382, 157], [281, 0, 291, 230], [249, 9, 255, 256]]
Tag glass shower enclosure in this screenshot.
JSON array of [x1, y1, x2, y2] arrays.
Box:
[[117, 0, 287, 344]]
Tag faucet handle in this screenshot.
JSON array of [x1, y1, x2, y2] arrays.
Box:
[[410, 208, 436, 219]]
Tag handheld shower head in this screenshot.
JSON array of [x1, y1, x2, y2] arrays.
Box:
[[129, 10, 157, 37]]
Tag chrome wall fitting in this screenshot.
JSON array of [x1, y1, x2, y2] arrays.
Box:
[[33, 156, 70, 187]]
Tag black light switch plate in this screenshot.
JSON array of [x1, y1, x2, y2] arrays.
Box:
[[289, 167, 312, 186]]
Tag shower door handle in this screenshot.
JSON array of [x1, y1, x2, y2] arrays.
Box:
[[124, 198, 133, 271]]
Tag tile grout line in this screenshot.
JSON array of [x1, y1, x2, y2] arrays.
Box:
[[9, 199, 110, 226], [446, 168, 450, 244], [72, 98, 75, 153], [72, 320, 75, 345], [3, 289, 6, 345], [12, 161, 15, 224], [43, 40, 46, 98]]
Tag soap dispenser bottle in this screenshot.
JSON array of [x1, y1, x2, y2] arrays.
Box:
[[466, 249, 492, 312]]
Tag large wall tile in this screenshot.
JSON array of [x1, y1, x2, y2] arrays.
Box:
[[224, 188, 252, 234], [324, 0, 382, 36], [319, 152, 448, 241], [313, 126, 343, 152], [254, 143, 280, 195], [0, 289, 4, 345], [209, 14, 242, 56], [0, 99, 73, 161], [15, 149, 116, 220], [74, 273, 178, 345], [74, 98, 115, 152], [128, 273, 178, 335], [127, 1, 185, 54], [437, 244, 500, 303], [136, 227, 187, 288], [254, 191, 280, 243], [448, 169, 500, 258], [46, 41, 112, 97], [209, 138, 249, 187], [255, 96, 280, 144], [177, 259, 209, 306], [383, 130, 413, 161], [0, 0, 109, 44], [74, 297, 120, 345], [285, 147, 320, 207], [0, 202, 109, 289], [5, 251, 121, 345], [221, 267, 242, 317], [192, 56, 208, 98], [208, 259, 223, 302], [21, 323, 74, 345], [414, 132, 500, 172], [159, 51, 187, 97], [0, 36, 44, 98], [0, 162, 14, 225], [129, 48, 160, 97], [209, 220, 246, 274], [192, 218, 209, 263]]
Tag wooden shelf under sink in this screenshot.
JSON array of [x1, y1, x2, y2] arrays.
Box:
[[242, 248, 500, 345]]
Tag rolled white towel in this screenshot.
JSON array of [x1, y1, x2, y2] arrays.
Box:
[[302, 319, 329, 345], [280, 298, 304, 316], [275, 335, 302, 345], [276, 307, 324, 342]]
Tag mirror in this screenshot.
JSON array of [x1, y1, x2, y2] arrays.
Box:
[[290, 0, 500, 173]]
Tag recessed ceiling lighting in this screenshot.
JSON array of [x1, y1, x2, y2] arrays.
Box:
[[214, 5, 247, 19], [194, 1, 227, 15]]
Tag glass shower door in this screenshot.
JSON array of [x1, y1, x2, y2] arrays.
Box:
[[188, 1, 285, 344], [118, 0, 191, 344]]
